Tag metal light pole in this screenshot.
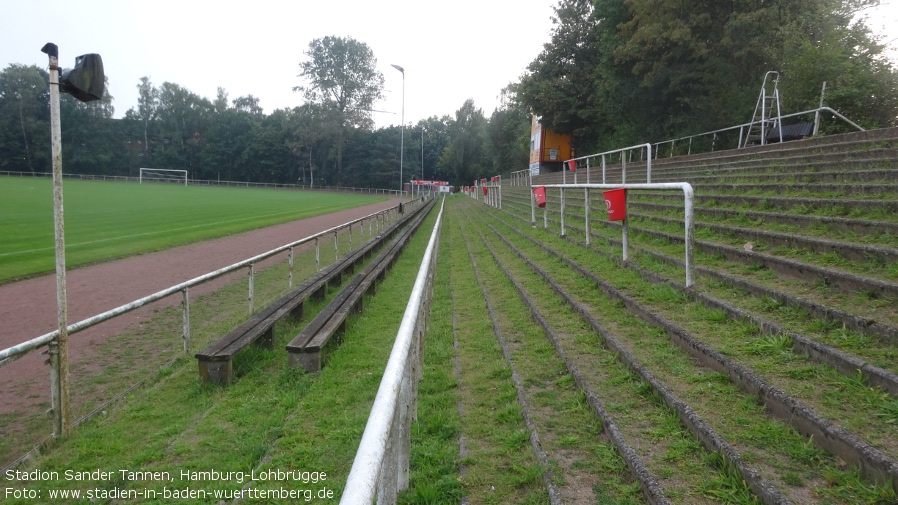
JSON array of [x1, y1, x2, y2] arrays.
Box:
[[41, 42, 71, 437], [421, 126, 425, 180], [39, 43, 104, 438], [391, 64, 404, 199]]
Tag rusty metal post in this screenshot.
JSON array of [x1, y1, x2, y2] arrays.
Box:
[[182, 287, 190, 353], [248, 264, 255, 314], [289, 246, 294, 288]]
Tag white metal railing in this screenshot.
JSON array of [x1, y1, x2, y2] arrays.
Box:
[[564, 143, 654, 184], [651, 106, 865, 158], [0, 200, 421, 369], [509, 169, 531, 187], [531, 183, 695, 287], [340, 197, 445, 504]]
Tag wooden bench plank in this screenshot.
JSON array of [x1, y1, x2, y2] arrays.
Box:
[[195, 214, 410, 384], [286, 200, 434, 372]]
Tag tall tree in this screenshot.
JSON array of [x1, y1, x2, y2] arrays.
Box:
[[438, 99, 492, 184], [520, 0, 898, 152], [286, 102, 339, 187], [135, 76, 158, 162], [60, 77, 118, 174], [490, 83, 532, 174], [154, 82, 214, 172], [295, 36, 384, 184], [0, 64, 50, 173]]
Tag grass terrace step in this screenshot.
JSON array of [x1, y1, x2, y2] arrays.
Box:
[[459, 197, 895, 503], [503, 194, 898, 343], [503, 192, 898, 300], [462, 195, 898, 503]]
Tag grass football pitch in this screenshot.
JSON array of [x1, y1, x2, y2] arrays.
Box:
[[0, 177, 390, 284]]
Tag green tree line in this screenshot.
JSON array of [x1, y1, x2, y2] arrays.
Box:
[[0, 35, 529, 188], [2, 0, 896, 186], [519, 0, 898, 154]]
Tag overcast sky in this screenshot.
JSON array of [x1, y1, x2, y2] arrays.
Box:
[[2, 0, 896, 129]]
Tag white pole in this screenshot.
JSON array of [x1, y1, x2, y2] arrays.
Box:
[[41, 42, 71, 437], [392, 64, 405, 200]]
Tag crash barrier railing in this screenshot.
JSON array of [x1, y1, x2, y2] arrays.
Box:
[[481, 184, 502, 209], [509, 169, 531, 187], [651, 106, 864, 158], [340, 197, 445, 504], [563, 143, 654, 184], [531, 183, 695, 288], [0, 198, 424, 440], [476, 175, 502, 209], [0, 171, 402, 195]]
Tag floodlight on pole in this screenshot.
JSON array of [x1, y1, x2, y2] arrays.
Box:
[[391, 64, 404, 199], [40, 42, 105, 438]]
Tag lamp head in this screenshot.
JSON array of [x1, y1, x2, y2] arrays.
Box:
[[61, 54, 105, 102], [391, 64, 404, 74]]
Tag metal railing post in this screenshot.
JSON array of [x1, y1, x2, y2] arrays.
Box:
[[182, 287, 190, 353], [248, 264, 255, 314], [646, 143, 653, 183], [560, 187, 566, 237], [584, 188, 590, 245], [622, 155, 627, 184], [48, 340, 60, 437], [288, 246, 295, 288], [530, 188, 536, 226]]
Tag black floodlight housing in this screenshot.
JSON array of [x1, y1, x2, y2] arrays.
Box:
[[60, 53, 105, 102]]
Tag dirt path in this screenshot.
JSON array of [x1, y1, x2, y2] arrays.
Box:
[[0, 199, 397, 457]]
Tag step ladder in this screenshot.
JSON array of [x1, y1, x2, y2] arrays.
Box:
[[742, 71, 783, 147]]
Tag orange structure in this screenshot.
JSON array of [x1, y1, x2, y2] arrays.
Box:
[[529, 115, 573, 175]]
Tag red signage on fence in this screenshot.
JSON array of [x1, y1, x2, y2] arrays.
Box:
[[603, 188, 627, 221], [568, 160, 577, 172], [533, 186, 547, 208]]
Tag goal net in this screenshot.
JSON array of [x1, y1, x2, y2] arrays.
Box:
[[139, 168, 188, 185]]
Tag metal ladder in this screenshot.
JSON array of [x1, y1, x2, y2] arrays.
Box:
[[742, 71, 783, 147]]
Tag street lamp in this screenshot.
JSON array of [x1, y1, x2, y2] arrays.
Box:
[[421, 126, 425, 181], [391, 64, 404, 199]]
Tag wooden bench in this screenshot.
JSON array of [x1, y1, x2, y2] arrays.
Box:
[[286, 200, 434, 372], [194, 209, 414, 385]]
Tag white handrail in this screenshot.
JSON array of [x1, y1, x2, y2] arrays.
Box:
[[340, 197, 445, 504], [532, 183, 695, 287], [565, 143, 653, 183]]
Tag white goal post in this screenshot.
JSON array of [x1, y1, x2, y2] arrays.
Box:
[[139, 168, 188, 185]]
